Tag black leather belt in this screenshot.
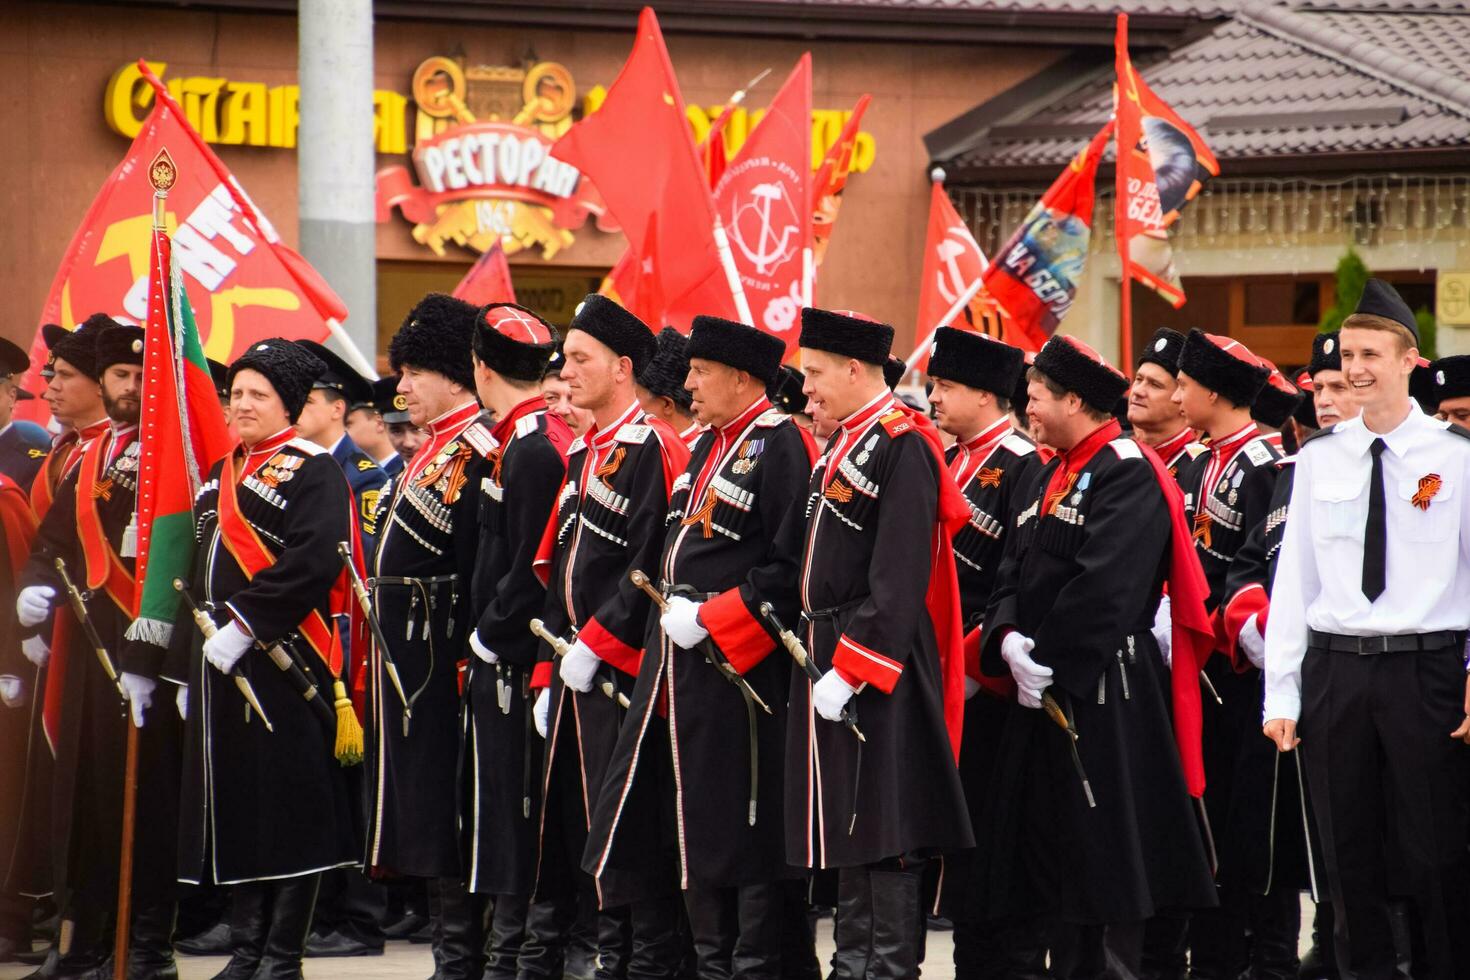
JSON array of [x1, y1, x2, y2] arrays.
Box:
[[1308, 629, 1464, 655]]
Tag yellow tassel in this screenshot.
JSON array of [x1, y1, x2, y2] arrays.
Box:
[[333, 680, 364, 767]]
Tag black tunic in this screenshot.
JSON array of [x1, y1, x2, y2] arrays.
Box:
[[534, 401, 687, 905], [979, 422, 1216, 924], [1216, 460, 1313, 895], [366, 401, 489, 879], [169, 434, 358, 884], [462, 400, 569, 897], [583, 402, 811, 907], [784, 393, 973, 870], [938, 422, 1042, 923], [1181, 426, 1290, 895], [19, 426, 181, 906]]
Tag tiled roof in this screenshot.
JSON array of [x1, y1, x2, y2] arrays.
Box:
[[939, 5, 1470, 176]]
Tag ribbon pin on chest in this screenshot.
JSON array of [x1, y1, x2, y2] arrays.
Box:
[[1412, 473, 1442, 510]]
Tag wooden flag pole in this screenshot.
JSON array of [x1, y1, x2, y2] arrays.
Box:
[[905, 277, 985, 373]]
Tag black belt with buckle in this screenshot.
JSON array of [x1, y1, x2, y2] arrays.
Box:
[[1308, 629, 1464, 655]]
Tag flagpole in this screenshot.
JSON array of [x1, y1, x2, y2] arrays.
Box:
[[712, 215, 756, 327], [905, 277, 984, 373], [323, 317, 379, 380]]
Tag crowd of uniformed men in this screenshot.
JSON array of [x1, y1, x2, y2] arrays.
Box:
[[0, 278, 1467, 980]]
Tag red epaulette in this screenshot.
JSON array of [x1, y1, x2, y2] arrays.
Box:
[[879, 409, 913, 438]]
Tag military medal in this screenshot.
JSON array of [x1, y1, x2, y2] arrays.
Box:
[[856, 434, 878, 467], [1412, 473, 1443, 510], [731, 438, 763, 475]]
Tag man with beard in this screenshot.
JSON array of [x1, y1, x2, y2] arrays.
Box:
[[788, 308, 972, 980], [977, 335, 1217, 978], [16, 324, 183, 979], [460, 303, 572, 979], [921, 327, 1041, 979], [365, 294, 493, 980], [1127, 327, 1204, 485], [584, 314, 811, 980], [1171, 331, 1298, 980], [164, 339, 360, 980], [526, 295, 689, 980]]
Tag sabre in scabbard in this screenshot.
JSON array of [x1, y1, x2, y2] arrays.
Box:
[[53, 557, 123, 700], [630, 569, 773, 716], [757, 601, 865, 743], [172, 578, 275, 733], [528, 618, 631, 709], [1041, 690, 1096, 808], [337, 542, 412, 726]]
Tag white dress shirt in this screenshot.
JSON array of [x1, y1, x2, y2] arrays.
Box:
[[1264, 403, 1470, 722]]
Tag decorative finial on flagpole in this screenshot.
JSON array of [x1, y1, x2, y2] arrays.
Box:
[[930, 166, 946, 184], [148, 147, 176, 229]]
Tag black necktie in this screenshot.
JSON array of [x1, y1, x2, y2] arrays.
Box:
[[1362, 437, 1387, 602]]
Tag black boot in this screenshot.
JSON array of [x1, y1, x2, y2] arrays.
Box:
[[209, 884, 269, 980], [1248, 889, 1300, 980], [1298, 901, 1337, 979], [514, 894, 575, 980], [682, 887, 734, 980], [18, 946, 58, 979], [43, 912, 109, 980], [829, 867, 873, 980], [126, 901, 179, 980], [595, 906, 630, 980], [776, 881, 820, 980], [730, 881, 784, 980], [867, 867, 922, 980], [435, 878, 486, 980], [251, 874, 320, 980], [626, 895, 681, 980], [482, 894, 528, 980]]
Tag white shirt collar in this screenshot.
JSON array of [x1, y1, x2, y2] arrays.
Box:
[[1337, 400, 1432, 459]]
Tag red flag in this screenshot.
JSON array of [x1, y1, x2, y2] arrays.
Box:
[[451, 240, 517, 307], [810, 94, 871, 276], [711, 55, 812, 359], [552, 8, 744, 330], [983, 122, 1113, 352], [17, 60, 352, 419], [1115, 13, 1220, 350], [911, 181, 1029, 368]]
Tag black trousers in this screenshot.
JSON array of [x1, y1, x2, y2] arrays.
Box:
[[1300, 642, 1470, 980]]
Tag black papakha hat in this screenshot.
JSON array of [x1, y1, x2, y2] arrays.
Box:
[[638, 326, 694, 410], [927, 326, 1024, 398], [798, 308, 894, 366], [1031, 335, 1129, 414], [688, 316, 786, 388], [228, 338, 327, 424], [1178, 329, 1269, 408], [389, 292, 479, 391], [566, 294, 657, 376], [1137, 327, 1186, 377], [95, 324, 145, 374]]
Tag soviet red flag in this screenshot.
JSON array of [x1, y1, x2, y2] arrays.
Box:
[[18, 61, 352, 420], [983, 122, 1113, 351], [452, 239, 517, 307], [711, 55, 812, 358], [553, 8, 744, 330], [810, 94, 871, 275]]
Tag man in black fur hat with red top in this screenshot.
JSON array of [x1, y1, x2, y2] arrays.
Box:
[[977, 334, 1217, 979], [787, 306, 972, 980]]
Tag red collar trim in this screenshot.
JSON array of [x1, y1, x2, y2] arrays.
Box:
[[588, 399, 643, 450], [238, 427, 296, 478], [1061, 418, 1122, 470], [491, 395, 546, 444], [77, 417, 110, 443], [1154, 427, 1195, 461], [427, 400, 481, 438], [958, 415, 1012, 454], [718, 397, 770, 438], [1210, 420, 1258, 460], [837, 390, 895, 435]]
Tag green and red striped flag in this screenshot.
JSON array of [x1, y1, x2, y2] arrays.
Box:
[[125, 213, 234, 650]]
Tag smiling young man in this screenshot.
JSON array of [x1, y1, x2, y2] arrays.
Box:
[[788, 307, 971, 980], [16, 324, 185, 980], [527, 294, 689, 980], [1265, 280, 1470, 980], [583, 313, 812, 980]]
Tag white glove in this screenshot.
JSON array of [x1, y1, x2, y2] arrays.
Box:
[[203, 620, 253, 675], [469, 631, 499, 664], [812, 669, 857, 723], [21, 635, 49, 668], [16, 586, 55, 628], [558, 640, 600, 694], [534, 688, 550, 738], [1152, 594, 1173, 668], [1001, 632, 1052, 709], [176, 684, 189, 721], [964, 676, 982, 700], [118, 672, 156, 728], [660, 596, 709, 650], [1240, 613, 1267, 671], [0, 675, 24, 708]]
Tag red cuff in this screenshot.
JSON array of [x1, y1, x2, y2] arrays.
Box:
[[834, 665, 864, 689], [698, 589, 774, 675], [831, 634, 903, 694], [1221, 583, 1269, 673], [964, 626, 982, 682], [530, 661, 553, 690], [578, 617, 642, 678]]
